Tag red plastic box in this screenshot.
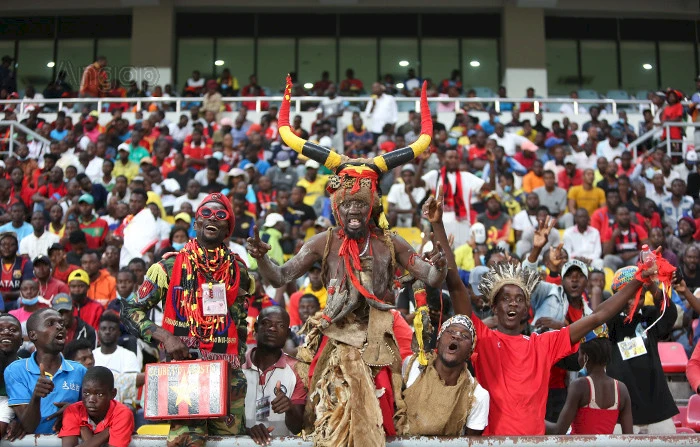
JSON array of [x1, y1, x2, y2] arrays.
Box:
[[143, 360, 229, 420]]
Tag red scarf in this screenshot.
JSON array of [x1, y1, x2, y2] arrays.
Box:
[[441, 167, 467, 219]]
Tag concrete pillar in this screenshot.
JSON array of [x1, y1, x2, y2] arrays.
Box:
[[501, 4, 548, 98], [130, 0, 174, 87]]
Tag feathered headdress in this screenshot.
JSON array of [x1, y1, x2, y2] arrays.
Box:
[[478, 262, 541, 307]]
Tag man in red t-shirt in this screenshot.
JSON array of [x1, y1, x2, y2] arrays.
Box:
[[182, 129, 212, 170], [467, 130, 489, 171], [426, 192, 654, 436], [602, 205, 648, 272]]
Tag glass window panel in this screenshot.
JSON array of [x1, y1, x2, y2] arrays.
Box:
[[56, 39, 94, 92], [176, 38, 213, 91], [257, 38, 295, 94], [581, 40, 617, 95], [16, 40, 53, 93], [462, 38, 499, 91], [298, 38, 336, 90], [215, 38, 254, 94], [379, 38, 418, 88], [545, 40, 577, 96], [338, 38, 376, 94], [97, 38, 130, 77], [659, 42, 694, 94], [421, 39, 458, 86], [620, 41, 657, 94]]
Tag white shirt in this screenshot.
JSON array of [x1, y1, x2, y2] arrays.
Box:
[[673, 163, 693, 181], [27, 140, 49, 163], [596, 139, 628, 162], [663, 170, 681, 191], [151, 178, 181, 209], [559, 102, 587, 116], [168, 122, 192, 143], [93, 346, 141, 375], [573, 151, 598, 171], [316, 96, 344, 118], [512, 210, 538, 233], [365, 94, 398, 134], [18, 231, 60, 260], [187, 78, 205, 89], [173, 193, 208, 213], [488, 132, 529, 156], [403, 358, 490, 432], [56, 152, 84, 174], [84, 157, 104, 183], [387, 183, 427, 227], [563, 225, 602, 262]]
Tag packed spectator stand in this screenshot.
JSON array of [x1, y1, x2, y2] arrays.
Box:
[[2, 57, 700, 446]]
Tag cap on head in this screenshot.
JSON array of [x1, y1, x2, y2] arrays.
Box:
[[78, 194, 94, 205], [52, 293, 73, 311], [562, 259, 589, 279], [68, 269, 90, 286]]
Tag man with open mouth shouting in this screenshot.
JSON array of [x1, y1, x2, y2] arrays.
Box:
[[121, 192, 254, 447], [425, 187, 663, 436], [247, 75, 447, 447]]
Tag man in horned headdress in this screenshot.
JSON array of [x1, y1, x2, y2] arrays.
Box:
[[247, 76, 448, 447]]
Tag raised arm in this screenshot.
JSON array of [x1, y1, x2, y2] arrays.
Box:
[[568, 258, 658, 344], [393, 234, 447, 289], [423, 189, 472, 317], [247, 226, 324, 288]]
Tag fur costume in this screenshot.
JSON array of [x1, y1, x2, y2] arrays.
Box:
[[278, 74, 432, 447]]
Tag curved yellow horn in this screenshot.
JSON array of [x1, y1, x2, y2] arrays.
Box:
[[373, 81, 432, 173], [278, 74, 343, 171]]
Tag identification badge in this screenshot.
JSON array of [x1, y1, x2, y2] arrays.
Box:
[[255, 396, 270, 421], [202, 283, 227, 316], [617, 336, 647, 361]]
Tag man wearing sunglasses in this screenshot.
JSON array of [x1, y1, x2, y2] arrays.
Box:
[[121, 192, 253, 446]]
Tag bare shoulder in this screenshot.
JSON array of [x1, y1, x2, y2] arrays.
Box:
[[298, 229, 335, 256]]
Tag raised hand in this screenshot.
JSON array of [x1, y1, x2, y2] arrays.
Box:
[[247, 225, 271, 260], [32, 364, 54, 399], [422, 186, 444, 223], [270, 381, 292, 414], [423, 234, 447, 271], [533, 216, 556, 250], [549, 243, 567, 270]]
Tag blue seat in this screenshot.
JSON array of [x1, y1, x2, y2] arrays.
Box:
[[577, 89, 600, 100], [473, 87, 496, 98], [606, 90, 630, 100]]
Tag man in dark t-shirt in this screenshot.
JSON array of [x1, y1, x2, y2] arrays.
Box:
[[0, 232, 33, 310]]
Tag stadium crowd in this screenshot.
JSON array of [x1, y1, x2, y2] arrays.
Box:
[[1, 55, 700, 445]]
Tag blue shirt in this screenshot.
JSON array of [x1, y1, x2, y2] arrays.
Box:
[[0, 222, 34, 243], [49, 129, 68, 141], [5, 353, 86, 434]]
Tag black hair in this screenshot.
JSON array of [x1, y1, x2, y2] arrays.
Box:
[[116, 267, 136, 282], [542, 169, 555, 178], [299, 294, 320, 307], [131, 188, 148, 201], [64, 338, 93, 361], [99, 311, 120, 326], [75, 173, 88, 183], [589, 269, 605, 278], [579, 337, 612, 366], [81, 250, 100, 261], [128, 258, 147, 269], [26, 308, 56, 334], [258, 305, 290, 326], [484, 246, 506, 265], [69, 230, 87, 244], [83, 365, 114, 389], [169, 227, 189, 244]]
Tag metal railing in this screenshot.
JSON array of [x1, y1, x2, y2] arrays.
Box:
[[1, 435, 698, 446], [628, 122, 699, 159], [0, 120, 51, 156], [0, 96, 655, 116]]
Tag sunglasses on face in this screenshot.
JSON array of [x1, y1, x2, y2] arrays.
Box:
[[197, 207, 230, 221]]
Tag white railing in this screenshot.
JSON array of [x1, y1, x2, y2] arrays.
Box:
[[0, 96, 655, 116], [628, 122, 700, 159], [0, 120, 51, 155], [0, 435, 697, 446]]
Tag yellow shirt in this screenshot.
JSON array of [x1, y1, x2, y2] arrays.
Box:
[[112, 160, 140, 182], [302, 283, 328, 309], [454, 244, 475, 271], [567, 185, 606, 215], [297, 175, 329, 207]]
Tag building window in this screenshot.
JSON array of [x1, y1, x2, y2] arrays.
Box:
[[215, 38, 254, 90], [462, 39, 499, 91], [56, 39, 94, 90], [379, 38, 418, 86], [257, 38, 295, 94], [580, 40, 618, 96], [620, 41, 657, 95], [16, 40, 54, 93], [298, 38, 336, 90], [176, 38, 213, 91], [420, 39, 459, 86], [659, 41, 694, 94], [545, 40, 577, 96], [339, 38, 377, 94], [97, 38, 131, 87]]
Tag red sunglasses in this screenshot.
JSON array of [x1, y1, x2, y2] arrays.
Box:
[[197, 207, 230, 221]]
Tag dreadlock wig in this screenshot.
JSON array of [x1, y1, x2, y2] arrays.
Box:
[[478, 262, 541, 307]]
